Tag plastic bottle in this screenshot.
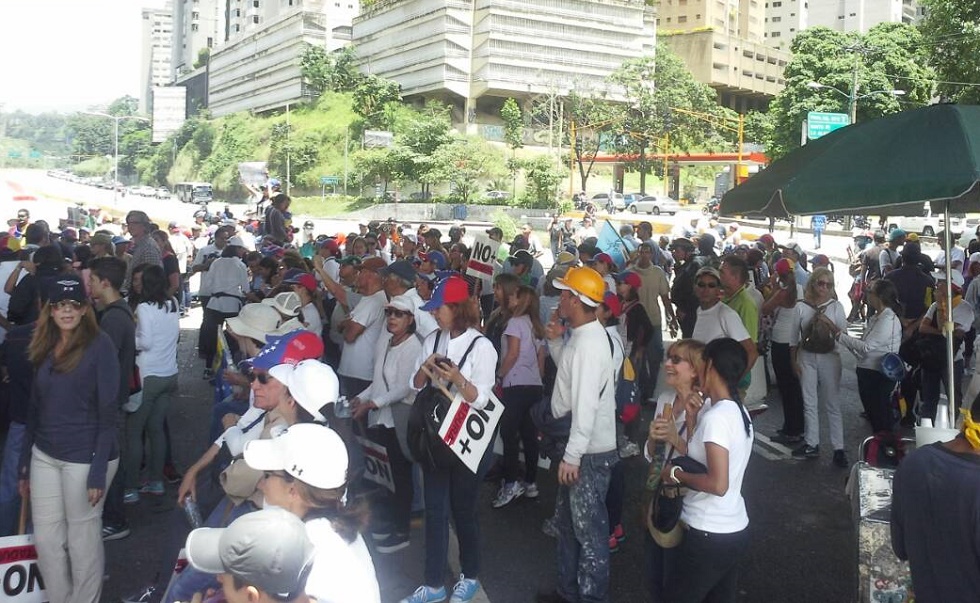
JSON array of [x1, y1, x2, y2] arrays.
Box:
[[935, 396, 950, 430], [184, 498, 203, 529]]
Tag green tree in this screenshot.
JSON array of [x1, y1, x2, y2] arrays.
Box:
[[431, 136, 506, 205], [918, 0, 980, 103], [301, 45, 362, 95], [352, 74, 401, 128], [396, 102, 454, 197], [193, 47, 210, 69], [518, 155, 563, 209], [765, 25, 932, 159], [566, 90, 619, 193], [501, 97, 524, 197]]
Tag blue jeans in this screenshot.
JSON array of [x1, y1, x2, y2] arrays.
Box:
[[0, 422, 26, 536], [663, 526, 749, 603], [556, 450, 618, 603], [422, 450, 493, 586]]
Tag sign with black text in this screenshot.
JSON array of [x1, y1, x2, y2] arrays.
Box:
[[0, 535, 46, 602], [466, 233, 500, 291], [358, 437, 396, 492], [438, 391, 504, 473]]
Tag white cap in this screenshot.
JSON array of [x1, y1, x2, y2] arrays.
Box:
[[386, 293, 416, 313], [244, 423, 349, 489], [969, 251, 980, 265], [934, 269, 965, 289], [225, 303, 281, 342], [228, 236, 245, 247], [261, 291, 302, 317], [268, 359, 339, 422]]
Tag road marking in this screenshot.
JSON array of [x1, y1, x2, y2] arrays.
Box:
[[448, 524, 492, 603], [753, 432, 795, 461]]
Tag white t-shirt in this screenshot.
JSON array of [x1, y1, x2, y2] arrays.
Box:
[[305, 518, 380, 603], [681, 399, 753, 534], [135, 300, 180, 377], [770, 285, 805, 344], [692, 302, 751, 344], [338, 290, 387, 380], [935, 246, 966, 271], [301, 302, 323, 335], [924, 300, 975, 361]]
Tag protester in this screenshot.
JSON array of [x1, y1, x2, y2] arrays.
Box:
[[763, 258, 805, 444], [199, 237, 249, 377], [19, 275, 120, 603], [917, 270, 974, 420]]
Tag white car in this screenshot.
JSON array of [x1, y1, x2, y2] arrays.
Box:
[[630, 195, 682, 215]]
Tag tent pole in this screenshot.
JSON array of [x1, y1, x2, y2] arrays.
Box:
[[944, 201, 956, 428]]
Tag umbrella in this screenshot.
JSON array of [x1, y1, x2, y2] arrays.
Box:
[[721, 104, 980, 429]]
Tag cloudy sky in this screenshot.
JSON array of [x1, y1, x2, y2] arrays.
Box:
[[0, 0, 166, 114]]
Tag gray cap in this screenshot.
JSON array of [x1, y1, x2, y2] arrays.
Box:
[[185, 508, 315, 599]]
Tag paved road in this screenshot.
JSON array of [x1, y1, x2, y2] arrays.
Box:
[[2, 169, 888, 602]]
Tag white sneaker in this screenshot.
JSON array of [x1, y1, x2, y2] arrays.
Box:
[[491, 481, 525, 508]]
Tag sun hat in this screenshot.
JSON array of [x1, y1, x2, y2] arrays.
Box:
[[244, 423, 348, 489], [225, 303, 282, 343], [268, 359, 340, 422], [185, 508, 314, 600]]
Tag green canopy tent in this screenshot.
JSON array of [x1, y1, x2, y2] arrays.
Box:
[[721, 104, 980, 429]]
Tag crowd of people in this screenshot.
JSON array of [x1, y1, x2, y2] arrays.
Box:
[[1, 188, 979, 603]]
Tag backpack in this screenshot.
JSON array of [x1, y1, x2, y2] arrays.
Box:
[[800, 303, 837, 353], [863, 431, 905, 469]]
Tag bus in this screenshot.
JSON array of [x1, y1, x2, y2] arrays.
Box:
[[174, 182, 214, 204]]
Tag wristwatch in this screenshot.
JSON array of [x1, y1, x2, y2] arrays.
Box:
[[669, 465, 683, 484]]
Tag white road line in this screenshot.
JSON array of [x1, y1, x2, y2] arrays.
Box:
[[753, 432, 795, 460], [447, 524, 492, 603]]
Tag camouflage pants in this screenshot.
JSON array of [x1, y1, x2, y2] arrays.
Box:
[[556, 450, 618, 603]]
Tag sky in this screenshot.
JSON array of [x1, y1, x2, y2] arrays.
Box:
[[0, 0, 166, 114]]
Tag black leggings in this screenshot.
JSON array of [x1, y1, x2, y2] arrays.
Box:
[[499, 385, 543, 484]]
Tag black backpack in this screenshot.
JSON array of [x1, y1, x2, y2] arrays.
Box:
[[407, 332, 484, 471]]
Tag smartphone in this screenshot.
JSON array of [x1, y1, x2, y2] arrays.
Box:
[[434, 357, 454, 369]]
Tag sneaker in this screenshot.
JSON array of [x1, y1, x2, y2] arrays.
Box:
[[140, 481, 165, 495], [399, 585, 447, 603], [376, 533, 410, 554], [123, 489, 140, 504], [371, 531, 391, 541], [542, 515, 559, 538], [771, 433, 803, 445], [163, 464, 183, 485], [522, 482, 539, 499], [833, 449, 849, 468], [609, 534, 620, 553], [203, 368, 214, 380], [120, 584, 157, 603], [612, 523, 626, 543], [450, 574, 480, 603], [102, 524, 131, 541], [618, 440, 641, 458], [792, 444, 820, 459], [491, 481, 525, 509]]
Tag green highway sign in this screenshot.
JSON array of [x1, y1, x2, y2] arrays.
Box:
[[807, 112, 850, 140]]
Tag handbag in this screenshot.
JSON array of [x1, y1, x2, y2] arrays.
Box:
[[647, 454, 708, 549]]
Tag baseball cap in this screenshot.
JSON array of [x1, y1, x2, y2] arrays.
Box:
[[282, 269, 317, 292], [268, 359, 339, 422], [779, 241, 804, 257], [888, 228, 907, 242], [381, 260, 418, 284], [261, 291, 302, 317], [61, 228, 77, 241], [616, 271, 642, 290], [602, 292, 622, 318], [228, 236, 245, 248], [253, 330, 324, 371], [168, 221, 180, 232], [774, 258, 795, 277], [508, 249, 533, 268], [419, 250, 447, 270], [810, 254, 831, 267], [319, 239, 340, 254], [555, 250, 577, 266], [970, 252, 980, 265], [421, 274, 470, 311], [245, 423, 348, 489], [668, 237, 695, 251], [592, 252, 615, 268], [695, 266, 722, 282], [90, 233, 113, 248], [359, 256, 387, 272], [759, 233, 775, 246], [486, 227, 503, 238], [46, 275, 87, 305], [111, 235, 129, 246], [387, 294, 416, 313], [185, 508, 315, 600], [225, 303, 282, 343]]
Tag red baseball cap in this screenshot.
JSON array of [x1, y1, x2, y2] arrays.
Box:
[[252, 330, 324, 370], [420, 275, 470, 311], [603, 292, 622, 318], [617, 271, 642, 290], [592, 252, 615, 268]]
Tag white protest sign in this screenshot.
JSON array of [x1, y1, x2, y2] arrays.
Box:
[[357, 437, 396, 492], [466, 233, 500, 292], [438, 390, 504, 473], [0, 535, 47, 603]]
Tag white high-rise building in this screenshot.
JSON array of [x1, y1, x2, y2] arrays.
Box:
[[171, 0, 228, 80], [141, 3, 174, 114], [765, 0, 920, 50]]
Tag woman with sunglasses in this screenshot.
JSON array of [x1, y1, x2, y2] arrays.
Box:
[[661, 338, 753, 603], [244, 423, 380, 603], [791, 267, 849, 467], [645, 339, 705, 599], [349, 295, 423, 554], [123, 265, 180, 503], [19, 275, 121, 603]]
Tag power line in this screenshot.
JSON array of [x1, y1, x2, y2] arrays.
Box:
[[885, 73, 980, 89]]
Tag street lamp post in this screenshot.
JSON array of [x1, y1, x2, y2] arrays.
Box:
[[83, 111, 149, 204], [806, 81, 906, 124]]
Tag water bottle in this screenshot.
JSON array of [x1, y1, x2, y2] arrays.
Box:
[[184, 498, 203, 529], [334, 396, 352, 419], [935, 397, 950, 430]]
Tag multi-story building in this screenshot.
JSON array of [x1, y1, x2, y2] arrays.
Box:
[[655, 0, 790, 111], [208, 2, 357, 116], [171, 0, 228, 80], [352, 0, 657, 133], [765, 0, 920, 50], [141, 3, 174, 114]]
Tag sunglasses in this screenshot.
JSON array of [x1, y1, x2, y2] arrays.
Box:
[[695, 281, 719, 289], [262, 470, 293, 482], [51, 299, 84, 310], [385, 308, 411, 318], [815, 281, 834, 288], [666, 354, 688, 365], [248, 372, 271, 385]]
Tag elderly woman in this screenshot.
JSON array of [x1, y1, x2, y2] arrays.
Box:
[[350, 294, 423, 554], [791, 267, 849, 467], [404, 275, 497, 603], [19, 275, 120, 603]]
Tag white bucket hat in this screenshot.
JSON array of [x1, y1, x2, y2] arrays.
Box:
[[225, 303, 282, 343]]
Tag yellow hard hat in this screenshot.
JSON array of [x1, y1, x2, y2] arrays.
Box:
[[554, 266, 605, 306]]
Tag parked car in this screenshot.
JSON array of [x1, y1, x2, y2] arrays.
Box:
[[155, 187, 172, 199], [630, 195, 682, 215], [886, 203, 963, 237], [592, 192, 624, 212], [484, 190, 511, 201], [622, 193, 643, 209]]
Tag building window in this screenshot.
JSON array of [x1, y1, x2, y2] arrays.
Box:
[[253, 0, 259, 6], [771, 31, 781, 37], [790, 27, 795, 31], [849, 12, 856, 16], [696, 13, 701, 19], [191, 11, 199, 18], [678, 15, 687, 22], [191, 23, 198, 31], [253, 15, 259, 22], [207, 36, 213, 47], [772, 1, 781, 6], [666, 17, 671, 22], [235, 8, 241, 16], [771, 15, 781, 22]]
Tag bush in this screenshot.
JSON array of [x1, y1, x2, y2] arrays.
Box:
[[491, 209, 520, 242]]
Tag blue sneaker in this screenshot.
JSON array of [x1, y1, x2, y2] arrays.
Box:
[[400, 585, 447, 603], [123, 489, 140, 504], [450, 574, 480, 603]]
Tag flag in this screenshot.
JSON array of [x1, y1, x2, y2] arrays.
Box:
[[597, 220, 635, 269], [213, 330, 234, 403]]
